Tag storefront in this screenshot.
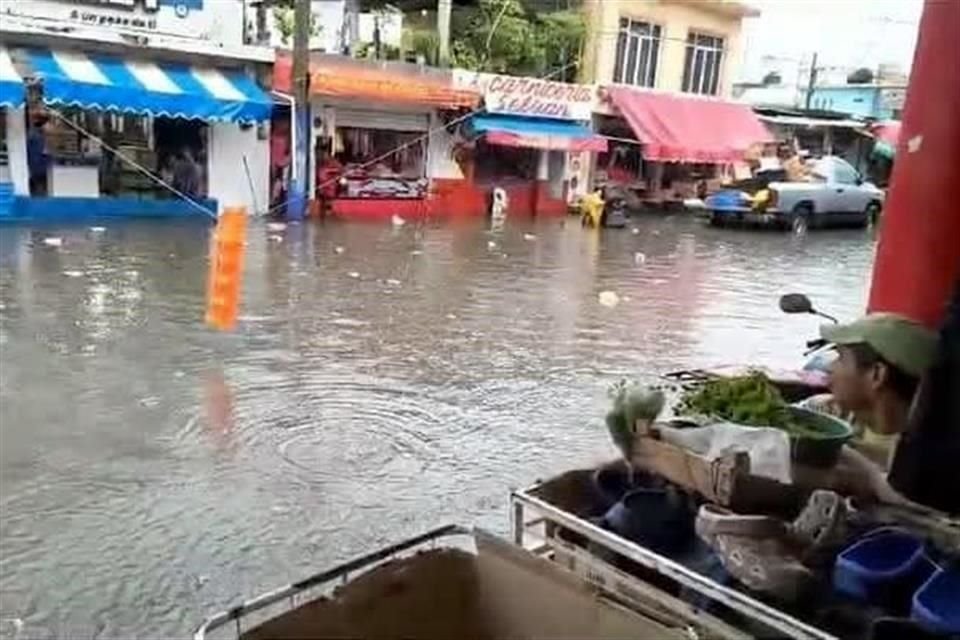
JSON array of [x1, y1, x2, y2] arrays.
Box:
[[452, 72, 605, 217], [274, 54, 479, 222], [1, 46, 272, 221], [597, 86, 771, 208]]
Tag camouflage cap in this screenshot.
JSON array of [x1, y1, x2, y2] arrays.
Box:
[[821, 313, 938, 378]]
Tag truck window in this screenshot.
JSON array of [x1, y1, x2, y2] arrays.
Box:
[[833, 159, 860, 185]]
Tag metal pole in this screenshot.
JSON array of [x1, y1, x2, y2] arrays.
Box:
[[804, 52, 818, 110], [288, 0, 311, 220], [437, 0, 452, 67]]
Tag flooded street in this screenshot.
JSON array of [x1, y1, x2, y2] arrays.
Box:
[[0, 215, 875, 638]]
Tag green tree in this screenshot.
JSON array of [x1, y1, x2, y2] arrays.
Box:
[[449, 0, 584, 77]]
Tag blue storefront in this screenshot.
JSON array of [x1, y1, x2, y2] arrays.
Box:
[[0, 45, 273, 222]]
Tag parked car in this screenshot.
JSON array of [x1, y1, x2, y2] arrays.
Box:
[[705, 156, 884, 231]]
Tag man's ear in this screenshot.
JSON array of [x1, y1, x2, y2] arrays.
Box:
[[869, 362, 889, 391]]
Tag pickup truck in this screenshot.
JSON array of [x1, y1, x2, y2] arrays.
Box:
[[705, 156, 885, 232]]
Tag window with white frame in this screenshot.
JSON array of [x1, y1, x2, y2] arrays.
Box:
[[613, 18, 662, 88], [682, 32, 724, 95]]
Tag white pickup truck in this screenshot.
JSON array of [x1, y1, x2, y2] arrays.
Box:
[[706, 156, 885, 232]]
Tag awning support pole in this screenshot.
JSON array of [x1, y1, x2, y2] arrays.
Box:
[[287, 0, 311, 221]]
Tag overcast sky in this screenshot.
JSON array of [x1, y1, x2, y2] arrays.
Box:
[[739, 0, 924, 82]]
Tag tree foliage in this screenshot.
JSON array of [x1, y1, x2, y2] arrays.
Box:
[[847, 67, 875, 84], [450, 0, 584, 77]]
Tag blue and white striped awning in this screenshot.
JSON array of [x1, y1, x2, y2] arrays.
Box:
[[26, 49, 272, 124], [0, 47, 25, 109]]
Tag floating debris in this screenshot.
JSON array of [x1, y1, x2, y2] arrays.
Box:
[[487, 240, 497, 250], [631, 227, 640, 235], [173, 370, 186, 379], [598, 291, 621, 308], [634, 252, 647, 265], [410, 249, 423, 256], [138, 396, 160, 408], [523, 233, 537, 241], [266, 222, 287, 232], [63, 270, 84, 278], [446, 313, 458, 320], [347, 271, 360, 279], [391, 214, 406, 227], [89, 226, 106, 233], [42, 237, 63, 247], [386, 279, 402, 286], [334, 246, 345, 254], [268, 234, 284, 243]]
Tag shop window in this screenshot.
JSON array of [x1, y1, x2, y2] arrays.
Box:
[[613, 18, 662, 88], [336, 127, 425, 179], [682, 32, 724, 95], [473, 140, 538, 183]]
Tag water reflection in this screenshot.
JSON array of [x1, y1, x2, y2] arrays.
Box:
[[0, 216, 874, 638]]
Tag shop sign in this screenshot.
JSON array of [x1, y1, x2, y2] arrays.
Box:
[[5, 0, 217, 41], [455, 71, 597, 121]]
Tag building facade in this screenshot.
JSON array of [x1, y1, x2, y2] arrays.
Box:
[[0, 0, 274, 219], [580, 0, 756, 98], [808, 84, 907, 121]]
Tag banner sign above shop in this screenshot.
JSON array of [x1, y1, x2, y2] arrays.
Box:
[[453, 70, 597, 121]]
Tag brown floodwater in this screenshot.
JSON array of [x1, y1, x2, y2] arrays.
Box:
[[0, 215, 875, 638]]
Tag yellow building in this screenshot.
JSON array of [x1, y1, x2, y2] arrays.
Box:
[[580, 0, 758, 98]]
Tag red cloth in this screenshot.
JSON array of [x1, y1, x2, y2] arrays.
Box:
[[868, 0, 960, 327], [606, 87, 771, 163], [485, 131, 607, 153]]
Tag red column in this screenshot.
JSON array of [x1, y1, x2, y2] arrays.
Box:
[[867, 0, 960, 328]]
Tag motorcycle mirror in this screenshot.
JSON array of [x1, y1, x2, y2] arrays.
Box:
[[779, 293, 814, 314]]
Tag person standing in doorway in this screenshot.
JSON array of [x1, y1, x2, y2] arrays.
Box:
[[27, 118, 49, 196], [173, 147, 201, 199]]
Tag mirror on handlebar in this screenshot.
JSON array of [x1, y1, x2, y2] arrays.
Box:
[[779, 293, 814, 314], [779, 293, 840, 323]]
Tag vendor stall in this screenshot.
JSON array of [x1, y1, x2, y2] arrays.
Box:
[[1, 46, 272, 221], [274, 54, 478, 222], [598, 86, 771, 209]]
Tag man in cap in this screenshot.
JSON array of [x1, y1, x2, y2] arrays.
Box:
[[801, 312, 938, 505]]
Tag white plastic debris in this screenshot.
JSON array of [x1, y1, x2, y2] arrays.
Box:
[[410, 249, 423, 256], [89, 226, 106, 233], [631, 227, 640, 235], [391, 214, 406, 227], [63, 270, 84, 278], [598, 291, 620, 308], [347, 271, 360, 279], [266, 222, 287, 232], [42, 237, 63, 247], [386, 278, 401, 286], [523, 233, 537, 241], [268, 234, 284, 243], [334, 246, 345, 254], [446, 313, 458, 320], [634, 252, 647, 265], [487, 240, 497, 250]]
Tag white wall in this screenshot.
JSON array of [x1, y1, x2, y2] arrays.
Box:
[[5, 108, 30, 195], [208, 122, 270, 215]]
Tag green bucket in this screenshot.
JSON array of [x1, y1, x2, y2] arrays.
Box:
[[786, 406, 855, 468]]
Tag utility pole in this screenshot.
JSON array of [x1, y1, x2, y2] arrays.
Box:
[[437, 0, 452, 67], [289, 0, 311, 220], [804, 52, 819, 110]]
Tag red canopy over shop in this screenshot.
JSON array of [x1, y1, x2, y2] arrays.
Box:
[[274, 55, 479, 109], [605, 87, 771, 163]]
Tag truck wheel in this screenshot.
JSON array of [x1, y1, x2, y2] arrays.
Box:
[[791, 204, 812, 234], [865, 202, 882, 228]]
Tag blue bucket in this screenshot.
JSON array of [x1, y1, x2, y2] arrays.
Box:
[[833, 530, 936, 608], [912, 568, 960, 634]]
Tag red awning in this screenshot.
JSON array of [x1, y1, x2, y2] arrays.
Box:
[[485, 131, 607, 152], [606, 87, 772, 163]]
